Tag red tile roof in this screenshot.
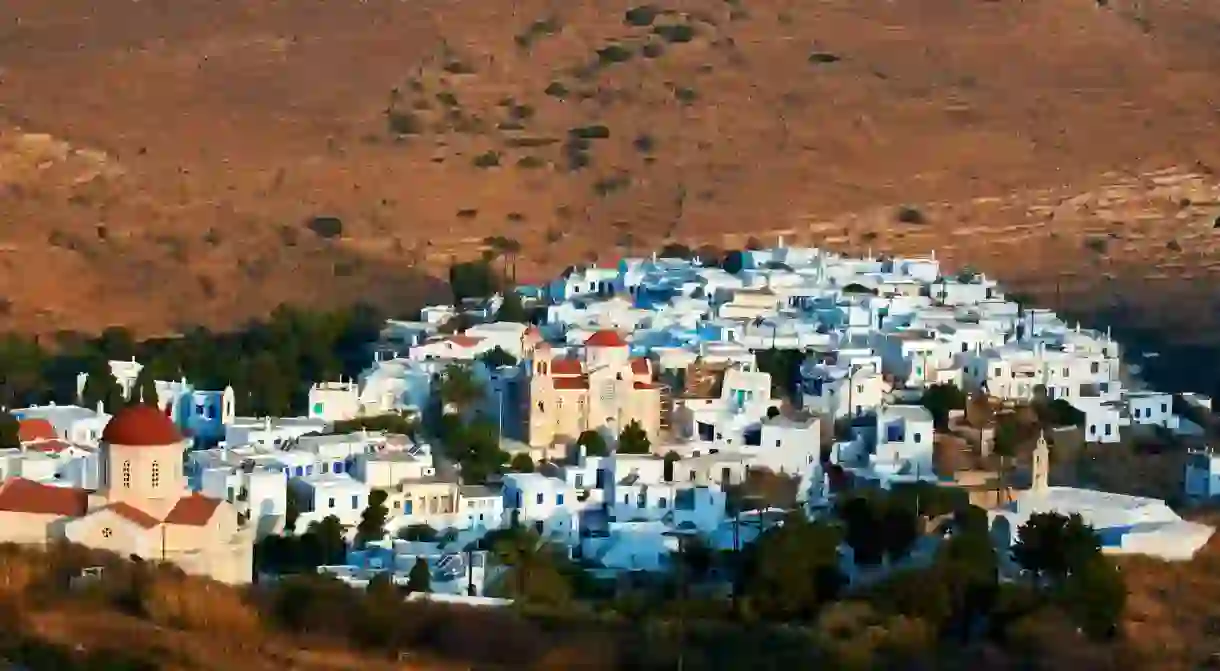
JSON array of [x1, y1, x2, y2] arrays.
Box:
[[106, 502, 160, 529], [25, 440, 72, 454], [17, 419, 57, 443], [630, 358, 652, 376], [553, 376, 590, 391], [447, 335, 485, 348], [551, 358, 584, 376], [0, 478, 89, 517], [163, 494, 222, 527], [102, 404, 183, 446], [585, 330, 628, 348]]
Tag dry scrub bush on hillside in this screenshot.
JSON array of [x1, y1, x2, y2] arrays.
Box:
[[141, 570, 262, 640]]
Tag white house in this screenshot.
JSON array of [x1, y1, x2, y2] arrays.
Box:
[[307, 382, 361, 422], [501, 473, 580, 542], [290, 474, 370, 528]]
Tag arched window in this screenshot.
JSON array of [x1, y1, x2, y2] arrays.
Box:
[[151, 461, 160, 489], [122, 460, 131, 488]]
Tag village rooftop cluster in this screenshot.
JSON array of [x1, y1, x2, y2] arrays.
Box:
[[0, 241, 1215, 595]]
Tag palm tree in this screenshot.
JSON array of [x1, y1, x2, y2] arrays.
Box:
[[439, 363, 483, 416]]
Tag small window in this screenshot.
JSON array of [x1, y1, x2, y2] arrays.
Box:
[[658, 497, 667, 508], [321, 463, 329, 474], [328, 497, 336, 509], [913, 433, 922, 444], [150, 461, 160, 489], [312, 402, 324, 416], [294, 466, 304, 477], [535, 521, 545, 534], [122, 460, 131, 488], [1161, 403, 1168, 413], [1062, 368, 1069, 377], [334, 461, 344, 474], [536, 492, 544, 505], [306, 466, 313, 476], [774, 440, 782, 447], [1090, 362, 1100, 374], [404, 500, 413, 515], [557, 493, 565, 506], [1089, 424, 1097, 435], [1105, 425, 1112, 436], [351, 495, 359, 509], [574, 474, 584, 489]]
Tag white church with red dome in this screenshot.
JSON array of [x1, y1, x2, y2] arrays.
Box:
[[0, 405, 254, 584]]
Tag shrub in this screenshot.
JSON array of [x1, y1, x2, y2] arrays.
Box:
[[443, 60, 476, 75], [624, 5, 661, 26], [142, 570, 262, 639], [569, 125, 611, 140], [633, 134, 655, 152], [1167, 239, 1182, 252], [642, 41, 665, 58], [544, 81, 569, 98], [653, 23, 696, 43], [673, 86, 698, 104], [809, 51, 842, 64], [597, 43, 634, 65], [593, 173, 631, 196], [306, 216, 344, 239], [436, 91, 459, 107], [506, 136, 559, 148], [517, 155, 547, 169], [1085, 237, 1108, 254], [386, 110, 422, 135], [895, 205, 925, 225], [473, 151, 502, 168]]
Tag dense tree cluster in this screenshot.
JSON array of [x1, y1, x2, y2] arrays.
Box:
[[0, 304, 383, 421]]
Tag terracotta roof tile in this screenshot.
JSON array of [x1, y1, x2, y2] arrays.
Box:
[[447, 335, 484, 348], [106, 502, 160, 529], [0, 478, 89, 517], [163, 494, 222, 527], [553, 376, 590, 391], [584, 330, 628, 348], [25, 439, 72, 454], [551, 358, 584, 376], [18, 419, 57, 443]]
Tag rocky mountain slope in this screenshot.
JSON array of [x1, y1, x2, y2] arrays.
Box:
[[1, 0, 1219, 340]]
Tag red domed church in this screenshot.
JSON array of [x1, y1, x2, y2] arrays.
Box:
[[0, 405, 254, 584]]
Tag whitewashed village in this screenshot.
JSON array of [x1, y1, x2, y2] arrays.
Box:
[[0, 240, 1217, 606]]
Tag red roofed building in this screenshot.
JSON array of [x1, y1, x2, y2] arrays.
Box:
[[0, 404, 253, 584], [527, 338, 661, 449], [17, 419, 57, 443]]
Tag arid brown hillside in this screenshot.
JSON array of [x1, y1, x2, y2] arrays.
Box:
[[2, 0, 1220, 338]]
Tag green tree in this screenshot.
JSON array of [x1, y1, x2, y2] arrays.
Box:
[[285, 490, 300, 534], [1058, 554, 1126, 639], [738, 514, 844, 621], [838, 493, 887, 566], [478, 346, 517, 369], [398, 524, 439, 542], [993, 414, 1021, 497], [576, 430, 608, 457], [301, 515, 347, 567], [721, 250, 745, 274], [406, 556, 432, 593], [663, 450, 680, 481], [449, 419, 509, 484], [485, 526, 573, 606], [616, 420, 651, 454], [494, 291, 528, 323], [449, 259, 500, 303], [920, 383, 967, 430], [509, 452, 535, 473], [80, 361, 125, 413], [0, 412, 20, 449], [355, 490, 390, 548], [1011, 511, 1101, 584], [438, 363, 484, 416], [133, 366, 160, 406]]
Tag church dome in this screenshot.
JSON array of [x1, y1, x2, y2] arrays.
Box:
[[585, 330, 628, 348], [102, 404, 183, 446]]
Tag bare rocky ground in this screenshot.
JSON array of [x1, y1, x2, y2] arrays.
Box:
[[0, 0, 1218, 392]]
